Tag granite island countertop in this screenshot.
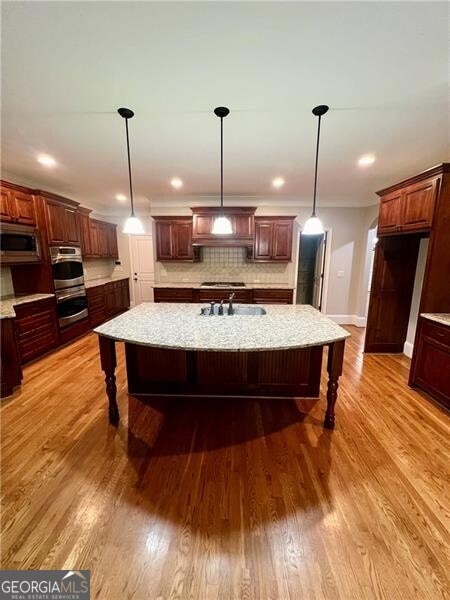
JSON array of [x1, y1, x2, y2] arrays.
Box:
[[421, 313, 450, 327], [94, 303, 350, 352], [152, 282, 293, 290], [0, 293, 55, 319]]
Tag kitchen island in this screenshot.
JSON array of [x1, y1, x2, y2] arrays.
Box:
[[95, 303, 350, 428]]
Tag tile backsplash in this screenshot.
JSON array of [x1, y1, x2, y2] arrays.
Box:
[[0, 267, 14, 297], [83, 259, 116, 281], [156, 247, 295, 285]]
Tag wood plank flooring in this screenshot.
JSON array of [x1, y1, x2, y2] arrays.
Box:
[[1, 327, 449, 599]]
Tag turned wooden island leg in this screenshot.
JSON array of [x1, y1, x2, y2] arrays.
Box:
[[99, 335, 119, 426], [324, 339, 345, 429]]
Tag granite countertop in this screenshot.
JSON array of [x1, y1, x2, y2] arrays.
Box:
[[0, 293, 55, 320], [421, 313, 450, 327], [84, 275, 129, 289], [95, 303, 350, 352], [152, 283, 293, 290]]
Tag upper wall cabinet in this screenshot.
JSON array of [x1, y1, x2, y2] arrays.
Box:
[[377, 175, 440, 235], [0, 182, 37, 226], [82, 215, 118, 259], [155, 217, 194, 261], [36, 192, 81, 246], [191, 207, 255, 246], [253, 217, 295, 262]]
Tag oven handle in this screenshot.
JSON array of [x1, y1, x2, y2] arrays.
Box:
[[52, 256, 83, 264], [56, 290, 86, 302]]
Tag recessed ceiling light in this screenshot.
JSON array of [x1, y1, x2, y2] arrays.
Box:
[[171, 177, 183, 189], [272, 177, 285, 189], [37, 153, 56, 167], [115, 193, 127, 202], [358, 154, 376, 167]]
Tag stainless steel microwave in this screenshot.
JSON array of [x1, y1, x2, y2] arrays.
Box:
[[0, 223, 41, 263]]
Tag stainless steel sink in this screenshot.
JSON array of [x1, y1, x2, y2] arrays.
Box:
[[200, 305, 266, 316], [233, 306, 266, 316]]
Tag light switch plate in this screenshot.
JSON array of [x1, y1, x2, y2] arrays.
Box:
[[337, 270, 344, 278]]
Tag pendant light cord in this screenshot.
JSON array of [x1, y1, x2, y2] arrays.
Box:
[[220, 116, 224, 210], [124, 117, 135, 217], [312, 114, 322, 217]]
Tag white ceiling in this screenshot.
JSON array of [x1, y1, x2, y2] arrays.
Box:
[[2, 1, 448, 215]]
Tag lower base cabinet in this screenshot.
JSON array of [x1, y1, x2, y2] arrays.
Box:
[[1, 318, 23, 397], [154, 287, 293, 304], [14, 298, 59, 364], [410, 317, 450, 409], [87, 278, 130, 327]]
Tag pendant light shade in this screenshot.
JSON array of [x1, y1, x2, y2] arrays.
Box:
[[117, 107, 144, 235], [303, 105, 328, 236], [211, 215, 233, 234], [212, 106, 232, 235]]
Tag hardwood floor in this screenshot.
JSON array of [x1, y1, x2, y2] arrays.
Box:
[[1, 327, 449, 599]]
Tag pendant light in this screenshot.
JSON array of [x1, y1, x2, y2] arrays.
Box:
[[118, 107, 144, 235], [302, 105, 329, 235], [211, 106, 233, 235]]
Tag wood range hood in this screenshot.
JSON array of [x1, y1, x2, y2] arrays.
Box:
[[190, 206, 256, 248]]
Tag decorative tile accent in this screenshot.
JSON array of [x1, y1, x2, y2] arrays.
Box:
[[156, 247, 295, 285]]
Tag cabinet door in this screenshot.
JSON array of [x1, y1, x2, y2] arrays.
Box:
[[401, 178, 438, 232], [45, 200, 67, 244], [79, 212, 92, 256], [156, 221, 174, 260], [232, 214, 253, 238], [89, 222, 100, 256], [272, 221, 292, 261], [107, 224, 119, 258], [414, 330, 450, 409], [193, 215, 214, 238], [65, 208, 80, 244], [120, 280, 130, 310], [254, 221, 273, 261], [174, 221, 193, 260], [378, 191, 402, 235], [0, 189, 14, 222], [11, 191, 36, 226], [97, 222, 109, 256]]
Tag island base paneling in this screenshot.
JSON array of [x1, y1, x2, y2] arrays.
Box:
[[124, 345, 323, 398]]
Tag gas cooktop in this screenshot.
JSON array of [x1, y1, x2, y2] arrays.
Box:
[[200, 282, 246, 288]]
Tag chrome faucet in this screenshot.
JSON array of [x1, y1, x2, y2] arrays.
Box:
[[228, 293, 235, 316]]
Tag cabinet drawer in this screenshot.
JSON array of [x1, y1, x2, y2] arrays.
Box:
[[421, 319, 450, 348], [197, 289, 252, 303], [13, 298, 58, 363], [253, 289, 293, 304], [154, 288, 194, 303]]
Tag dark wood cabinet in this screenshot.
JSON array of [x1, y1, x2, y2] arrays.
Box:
[[87, 285, 106, 328], [155, 287, 293, 304], [0, 182, 37, 226], [364, 236, 420, 353], [410, 317, 450, 409], [252, 289, 293, 304], [13, 298, 59, 364], [253, 217, 294, 262], [155, 218, 194, 261], [0, 318, 23, 398], [154, 287, 194, 303], [88, 278, 129, 325], [377, 175, 439, 236], [42, 196, 80, 246], [107, 224, 119, 259], [78, 207, 92, 256], [191, 207, 255, 246]]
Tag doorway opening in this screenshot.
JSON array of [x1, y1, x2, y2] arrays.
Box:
[[296, 231, 328, 310]]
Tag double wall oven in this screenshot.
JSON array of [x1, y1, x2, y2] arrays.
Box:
[[50, 246, 88, 328]]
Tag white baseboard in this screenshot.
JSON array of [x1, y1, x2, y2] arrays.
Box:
[[403, 341, 414, 358], [326, 314, 366, 327]]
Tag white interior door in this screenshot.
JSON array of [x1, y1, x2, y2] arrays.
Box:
[[129, 235, 155, 305], [312, 232, 327, 311]]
